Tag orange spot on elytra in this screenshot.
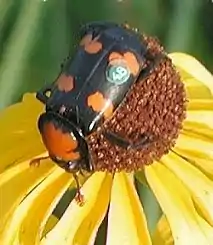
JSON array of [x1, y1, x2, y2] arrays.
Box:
[[124, 52, 140, 76], [108, 51, 140, 76], [56, 74, 74, 92], [42, 122, 80, 161], [104, 103, 114, 118], [80, 34, 102, 54], [87, 92, 114, 119], [109, 52, 123, 61]]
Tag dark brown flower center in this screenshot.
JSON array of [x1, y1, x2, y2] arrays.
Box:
[[88, 34, 187, 172]]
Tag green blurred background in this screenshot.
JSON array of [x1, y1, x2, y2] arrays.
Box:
[[0, 0, 213, 238], [0, 0, 213, 109]]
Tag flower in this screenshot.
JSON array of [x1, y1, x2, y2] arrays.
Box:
[[0, 52, 213, 245]]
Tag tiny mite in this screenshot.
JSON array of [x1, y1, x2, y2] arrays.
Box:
[[32, 22, 164, 203]]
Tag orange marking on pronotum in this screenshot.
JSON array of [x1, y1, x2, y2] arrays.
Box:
[[87, 92, 114, 119], [85, 41, 102, 54], [80, 34, 93, 46], [108, 51, 140, 76], [56, 74, 74, 92], [42, 122, 80, 161], [80, 34, 102, 54]]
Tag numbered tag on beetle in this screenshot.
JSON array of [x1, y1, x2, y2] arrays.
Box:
[[106, 59, 131, 85]]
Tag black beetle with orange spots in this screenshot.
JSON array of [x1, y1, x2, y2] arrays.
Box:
[[33, 21, 164, 203]]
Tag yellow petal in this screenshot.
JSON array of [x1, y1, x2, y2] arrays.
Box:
[[169, 53, 213, 96], [145, 162, 213, 245], [186, 110, 213, 130], [0, 168, 73, 245], [152, 215, 173, 245], [183, 77, 212, 100], [175, 133, 213, 157], [181, 130, 213, 145], [183, 121, 213, 139], [184, 97, 213, 132], [106, 172, 151, 245], [161, 152, 213, 226], [187, 99, 213, 110], [176, 135, 213, 180], [0, 155, 54, 230], [41, 172, 112, 245], [0, 93, 45, 173], [174, 148, 213, 180]]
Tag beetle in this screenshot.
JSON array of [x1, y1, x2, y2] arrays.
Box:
[[32, 21, 163, 202]]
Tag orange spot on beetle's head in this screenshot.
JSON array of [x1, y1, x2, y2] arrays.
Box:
[[87, 92, 114, 119], [80, 34, 102, 54], [56, 74, 74, 92], [108, 51, 140, 76], [41, 122, 80, 162]]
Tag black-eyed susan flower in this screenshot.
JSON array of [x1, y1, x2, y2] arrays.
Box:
[[0, 49, 213, 245]]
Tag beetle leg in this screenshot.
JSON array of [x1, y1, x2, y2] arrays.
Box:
[[138, 53, 165, 81], [103, 131, 153, 150], [103, 131, 131, 149], [129, 135, 151, 150]]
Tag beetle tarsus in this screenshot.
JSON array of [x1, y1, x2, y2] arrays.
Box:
[[75, 191, 84, 206], [73, 173, 84, 206]]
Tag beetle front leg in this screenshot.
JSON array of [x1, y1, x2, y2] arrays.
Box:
[[66, 161, 85, 206]]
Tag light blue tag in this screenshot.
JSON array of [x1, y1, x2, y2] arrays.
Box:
[[106, 60, 130, 85]]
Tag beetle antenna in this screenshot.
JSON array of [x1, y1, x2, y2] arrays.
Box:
[[29, 155, 50, 168]]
